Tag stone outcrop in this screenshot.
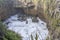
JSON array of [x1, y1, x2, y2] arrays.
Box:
[[12, 0, 39, 9], [0, 0, 14, 20], [0, 0, 47, 21]]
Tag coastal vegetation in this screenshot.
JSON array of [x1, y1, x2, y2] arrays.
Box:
[[0, 21, 22, 40]]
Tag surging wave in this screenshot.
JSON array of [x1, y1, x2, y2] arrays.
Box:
[[4, 15, 49, 40]]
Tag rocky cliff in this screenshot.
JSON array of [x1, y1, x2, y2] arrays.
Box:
[[0, 0, 47, 21], [1, 0, 60, 40]]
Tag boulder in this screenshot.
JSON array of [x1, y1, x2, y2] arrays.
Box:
[[32, 17, 39, 22]]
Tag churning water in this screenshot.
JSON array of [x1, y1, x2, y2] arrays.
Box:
[[4, 14, 49, 40]]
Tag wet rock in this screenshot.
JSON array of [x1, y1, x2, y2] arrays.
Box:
[[26, 20, 28, 24], [32, 17, 39, 22], [6, 22, 10, 25], [18, 16, 27, 21]]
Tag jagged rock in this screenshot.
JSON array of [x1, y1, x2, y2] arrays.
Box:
[[32, 17, 39, 22], [18, 16, 27, 21], [26, 20, 28, 24]]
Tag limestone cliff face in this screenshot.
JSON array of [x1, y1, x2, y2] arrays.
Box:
[[13, 0, 44, 9], [12, 0, 47, 11], [0, 0, 48, 20], [25, 0, 47, 16]]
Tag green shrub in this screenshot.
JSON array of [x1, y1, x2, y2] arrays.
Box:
[[0, 21, 22, 40], [4, 30, 22, 40]]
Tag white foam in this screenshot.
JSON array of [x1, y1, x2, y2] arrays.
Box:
[[4, 15, 49, 40]]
